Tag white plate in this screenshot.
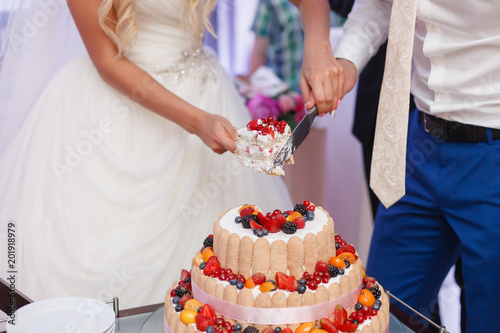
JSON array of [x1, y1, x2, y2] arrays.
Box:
[[6, 297, 115, 333]]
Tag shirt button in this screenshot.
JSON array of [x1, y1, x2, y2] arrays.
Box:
[[432, 57, 441, 65], [429, 24, 437, 33]]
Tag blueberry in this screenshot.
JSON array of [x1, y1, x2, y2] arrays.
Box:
[[362, 283, 366, 289], [172, 296, 180, 304], [197, 306, 202, 313], [235, 216, 242, 223], [200, 262, 206, 269], [352, 319, 359, 324], [355, 302, 363, 311], [274, 328, 282, 333], [335, 242, 340, 250], [253, 228, 260, 236], [372, 302, 381, 311], [207, 326, 215, 333], [174, 303, 183, 312], [257, 230, 264, 237], [375, 299, 382, 306], [344, 260, 351, 269], [235, 323, 243, 331], [236, 281, 245, 289], [230, 279, 238, 285], [283, 212, 288, 218], [184, 277, 191, 283], [262, 229, 269, 236], [338, 268, 344, 275], [306, 211, 315, 220], [298, 278, 307, 285], [297, 284, 307, 294]]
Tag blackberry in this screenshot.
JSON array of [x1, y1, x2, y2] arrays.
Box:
[[241, 214, 257, 229], [174, 286, 190, 298], [203, 236, 213, 248], [243, 326, 259, 333], [368, 286, 382, 299], [281, 221, 297, 234], [328, 264, 339, 278], [293, 204, 308, 216]]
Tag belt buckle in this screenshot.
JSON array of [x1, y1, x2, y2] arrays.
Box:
[[423, 114, 430, 133]]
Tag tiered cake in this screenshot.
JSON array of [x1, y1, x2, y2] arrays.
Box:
[[165, 203, 390, 333]]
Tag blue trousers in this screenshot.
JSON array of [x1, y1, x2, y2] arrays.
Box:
[[366, 110, 500, 332]]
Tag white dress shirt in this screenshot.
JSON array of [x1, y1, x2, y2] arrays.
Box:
[[333, 0, 500, 129]]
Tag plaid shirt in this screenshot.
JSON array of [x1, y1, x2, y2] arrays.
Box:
[[251, 0, 304, 92]]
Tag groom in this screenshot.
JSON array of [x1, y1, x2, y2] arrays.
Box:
[[290, 0, 500, 332]]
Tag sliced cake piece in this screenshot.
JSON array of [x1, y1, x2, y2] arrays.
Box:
[[235, 117, 293, 176]]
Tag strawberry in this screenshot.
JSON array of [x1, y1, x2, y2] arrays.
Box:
[[333, 304, 347, 329], [282, 329, 293, 333], [274, 214, 287, 228], [250, 220, 264, 231], [240, 206, 255, 217], [336, 244, 355, 256], [179, 294, 192, 307], [195, 314, 215, 331], [257, 212, 270, 225], [337, 322, 358, 333], [262, 328, 274, 333], [199, 304, 216, 321], [363, 277, 376, 285], [320, 318, 339, 333], [180, 269, 190, 281], [315, 261, 329, 274], [203, 256, 221, 276], [294, 216, 306, 229], [252, 273, 266, 285], [276, 272, 289, 290], [265, 219, 281, 233], [285, 275, 298, 292]]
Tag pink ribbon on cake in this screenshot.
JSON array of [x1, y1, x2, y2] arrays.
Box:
[[191, 280, 362, 325]]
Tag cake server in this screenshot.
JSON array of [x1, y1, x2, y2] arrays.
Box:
[[270, 105, 318, 172]]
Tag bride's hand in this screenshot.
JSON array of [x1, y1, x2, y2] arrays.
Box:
[[194, 113, 237, 154]]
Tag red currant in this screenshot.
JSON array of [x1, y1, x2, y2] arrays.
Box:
[[314, 276, 322, 283], [308, 205, 316, 211], [313, 271, 321, 278], [303, 200, 310, 207], [225, 268, 233, 275], [170, 289, 176, 297], [219, 273, 226, 281], [238, 274, 246, 284], [322, 276, 330, 284], [371, 309, 378, 316], [215, 318, 224, 326], [303, 272, 311, 280], [349, 312, 358, 320], [307, 280, 318, 290], [266, 116, 275, 124], [224, 321, 232, 330], [273, 209, 282, 215]]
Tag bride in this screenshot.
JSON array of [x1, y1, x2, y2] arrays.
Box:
[[0, 0, 294, 308]]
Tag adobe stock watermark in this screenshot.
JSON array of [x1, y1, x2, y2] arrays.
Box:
[[51, 99, 131, 182], [175, 159, 243, 223], [95, 268, 135, 303]]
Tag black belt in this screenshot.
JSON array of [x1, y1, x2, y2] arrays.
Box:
[[419, 111, 500, 142]]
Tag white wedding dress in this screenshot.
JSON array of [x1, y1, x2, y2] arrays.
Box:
[[0, 0, 292, 308]]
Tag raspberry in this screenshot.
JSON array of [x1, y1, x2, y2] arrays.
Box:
[[293, 217, 305, 229], [281, 221, 297, 234], [315, 260, 329, 274], [293, 203, 308, 216], [203, 236, 213, 248], [243, 326, 259, 333]]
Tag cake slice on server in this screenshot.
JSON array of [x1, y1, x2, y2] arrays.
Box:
[[235, 117, 294, 176]]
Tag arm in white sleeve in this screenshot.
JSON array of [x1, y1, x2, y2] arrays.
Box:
[[333, 0, 392, 74]]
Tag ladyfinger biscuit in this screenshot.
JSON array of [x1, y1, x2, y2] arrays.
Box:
[[252, 238, 271, 277], [339, 275, 351, 295], [378, 308, 388, 331], [204, 277, 217, 295], [303, 233, 318, 273], [361, 325, 373, 333], [191, 265, 201, 286], [213, 221, 222, 255], [324, 219, 335, 259], [223, 285, 238, 304], [370, 315, 381, 332], [328, 282, 341, 300], [272, 291, 287, 308], [287, 293, 302, 308], [175, 316, 187, 333], [270, 240, 288, 277], [315, 285, 329, 304], [167, 308, 177, 333], [316, 230, 328, 262], [287, 236, 305, 278], [226, 233, 241, 273], [214, 283, 225, 300], [218, 229, 230, 267], [186, 325, 195, 333], [255, 292, 272, 308], [237, 288, 254, 307], [301, 291, 315, 306], [199, 272, 208, 290], [165, 303, 173, 327], [238, 236, 254, 278]]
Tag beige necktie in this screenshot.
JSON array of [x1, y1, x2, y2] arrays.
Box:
[[370, 0, 418, 209]]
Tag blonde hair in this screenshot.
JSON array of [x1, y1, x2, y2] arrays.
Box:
[[98, 0, 217, 57]]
